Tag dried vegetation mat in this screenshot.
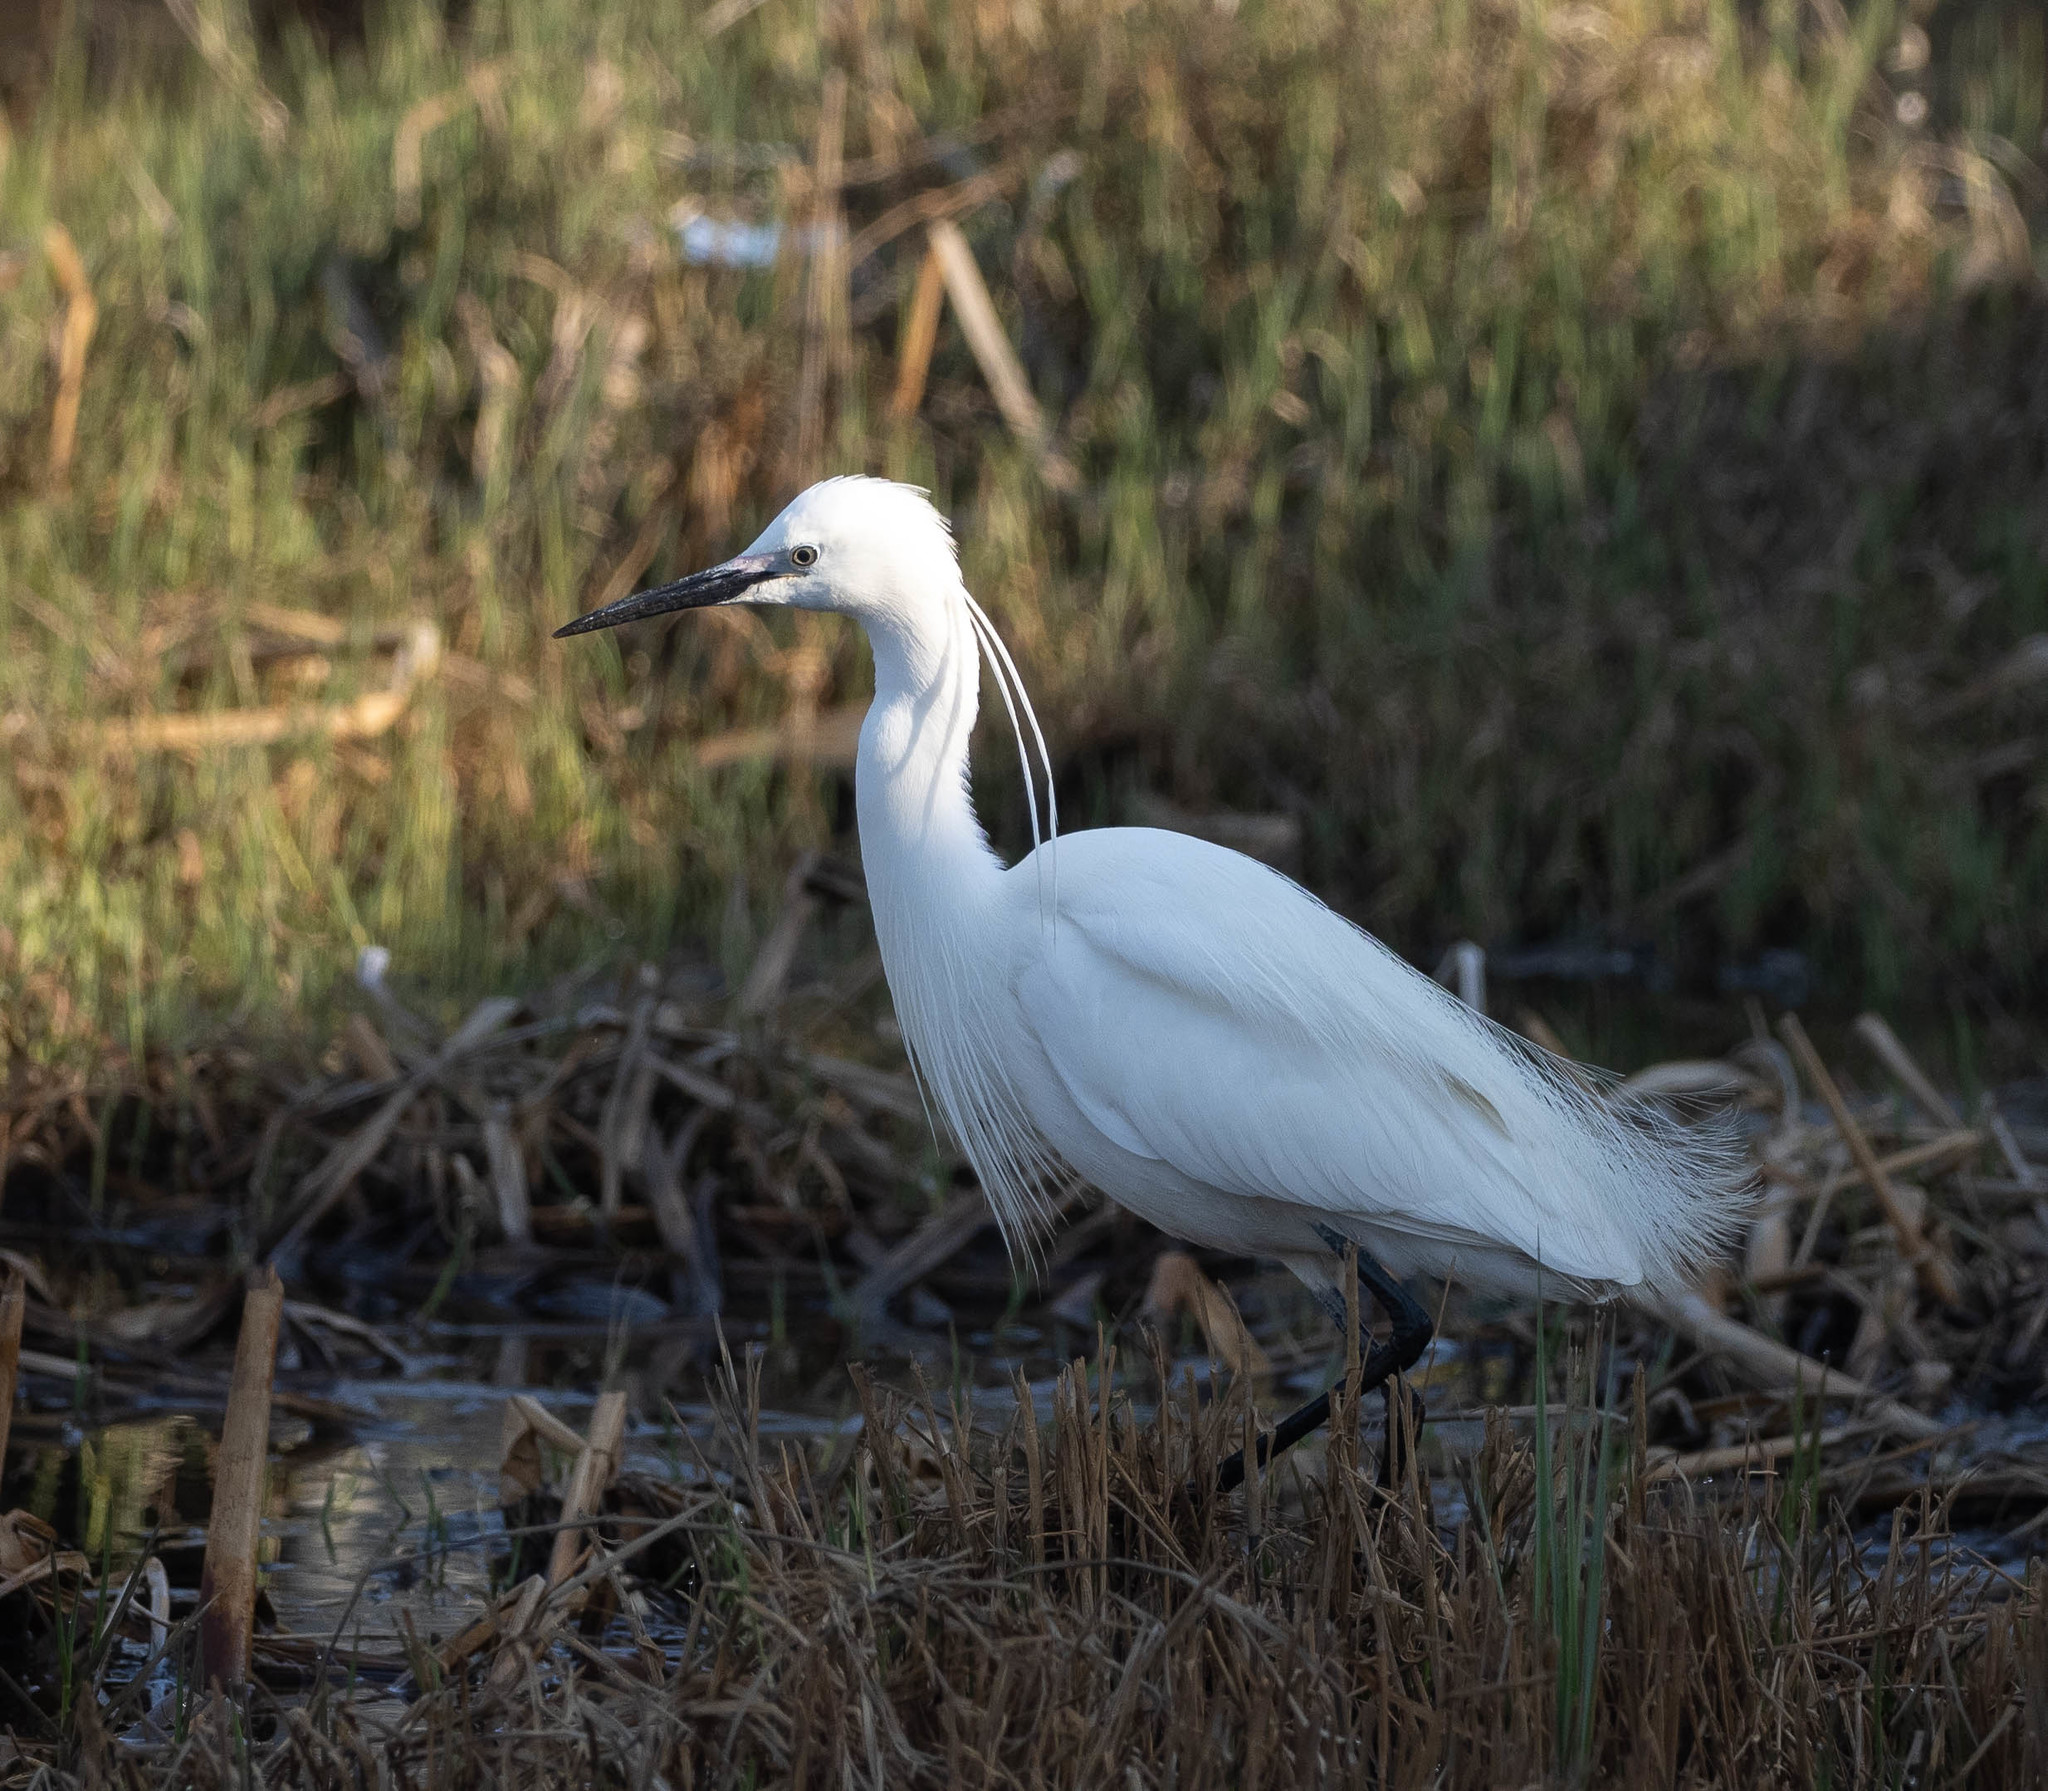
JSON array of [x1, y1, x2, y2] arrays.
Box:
[[6, 942, 2048, 1432], [2, 959, 2048, 1783], [1, 1341, 2045, 1789]]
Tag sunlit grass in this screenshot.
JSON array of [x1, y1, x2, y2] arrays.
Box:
[[0, 0, 2043, 1066]]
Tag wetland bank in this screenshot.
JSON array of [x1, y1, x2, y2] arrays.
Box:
[[3, 0, 2048, 1782]]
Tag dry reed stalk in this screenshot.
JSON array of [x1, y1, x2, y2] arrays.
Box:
[[599, 990, 657, 1219], [280, 1299, 413, 1374], [1854, 1012, 1963, 1128], [162, 0, 289, 147], [41, 223, 96, 485], [848, 1189, 992, 1319], [1780, 1013, 1961, 1304], [474, 1393, 635, 1694], [1745, 1184, 1793, 1326], [1650, 1288, 1944, 1440], [736, 851, 823, 1018], [0, 1269, 22, 1475], [1813, 1130, 1983, 1199], [697, 0, 769, 37], [97, 620, 442, 753], [435, 1573, 545, 1675], [457, 293, 520, 492], [481, 1570, 550, 1696], [890, 243, 947, 421], [16, 1346, 90, 1385], [341, 1012, 399, 1081], [926, 218, 1080, 492], [1435, 939, 1488, 1012], [1141, 1250, 1270, 1378], [845, 163, 1024, 269], [392, 60, 509, 228], [1517, 1007, 1572, 1056], [197, 1265, 283, 1691], [265, 992, 518, 1262], [247, 372, 351, 431], [642, 1112, 717, 1308], [505, 1392, 592, 1467], [1847, 1264, 1919, 1382], [0, 1545, 72, 1606], [1649, 1423, 1863, 1481], [1984, 1100, 2045, 1191], [790, 68, 847, 485], [801, 1049, 925, 1123], [694, 702, 866, 769], [235, 604, 427, 659], [142, 1553, 172, 1650], [546, 1390, 628, 1587], [479, 1106, 533, 1243]]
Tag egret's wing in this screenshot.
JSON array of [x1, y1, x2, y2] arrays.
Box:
[[1012, 830, 1726, 1289]]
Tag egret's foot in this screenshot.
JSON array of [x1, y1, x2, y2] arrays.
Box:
[[1210, 1234, 1433, 1497]]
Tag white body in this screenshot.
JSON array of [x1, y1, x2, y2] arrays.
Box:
[[724, 481, 1743, 1305]]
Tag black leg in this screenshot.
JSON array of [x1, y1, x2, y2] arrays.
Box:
[[1214, 1229, 1433, 1494]]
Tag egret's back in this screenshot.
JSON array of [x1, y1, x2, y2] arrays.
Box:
[[992, 828, 1746, 1300]]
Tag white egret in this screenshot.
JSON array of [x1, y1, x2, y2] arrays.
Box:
[[559, 478, 1747, 1485]]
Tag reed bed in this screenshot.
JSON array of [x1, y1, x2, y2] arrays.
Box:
[[3, 5, 2047, 1774], [2, 951, 2047, 1781], [4, 1331, 2046, 1786]]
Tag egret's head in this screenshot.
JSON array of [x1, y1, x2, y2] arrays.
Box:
[[555, 477, 961, 640]]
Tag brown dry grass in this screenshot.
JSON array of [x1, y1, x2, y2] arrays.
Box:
[[18, 1346, 2045, 1789]]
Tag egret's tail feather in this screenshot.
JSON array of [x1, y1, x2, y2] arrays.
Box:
[[1504, 1022, 1756, 1297]]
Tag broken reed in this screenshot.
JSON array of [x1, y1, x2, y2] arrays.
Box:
[[25, 1345, 2048, 1789], [2, 0, 2046, 1064], [193, 1267, 281, 1695]]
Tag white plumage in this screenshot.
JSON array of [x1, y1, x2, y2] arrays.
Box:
[[560, 477, 1747, 1333]]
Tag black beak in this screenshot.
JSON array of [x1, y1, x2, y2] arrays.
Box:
[[553, 553, 783, 638]]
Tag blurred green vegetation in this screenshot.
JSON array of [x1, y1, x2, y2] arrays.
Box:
[[0, 0, 2044, 1067]]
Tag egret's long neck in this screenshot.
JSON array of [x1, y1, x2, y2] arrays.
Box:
[[855, 588, 1003, 931], [851, 566, 1053, 1250]]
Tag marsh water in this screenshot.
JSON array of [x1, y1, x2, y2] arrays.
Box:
[[16, 1285, 2047, 1688], [9, 1294, 1268, 1663]]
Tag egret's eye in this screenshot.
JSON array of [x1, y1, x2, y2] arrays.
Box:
[[790, 544, 819, 569]]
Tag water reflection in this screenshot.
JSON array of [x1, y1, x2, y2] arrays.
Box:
[[18, 1416, 210, 1568], [12, 1330, 879, 1651], [11, 1304, 2041, 1659]]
